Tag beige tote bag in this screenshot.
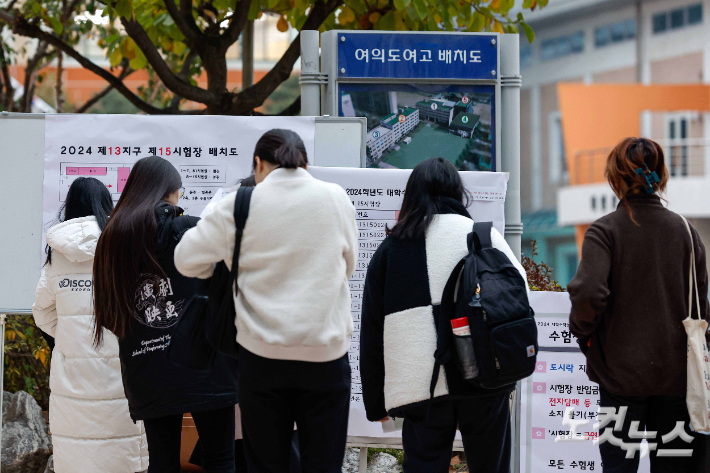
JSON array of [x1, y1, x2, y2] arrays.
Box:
[[681, 216, 710, 433]]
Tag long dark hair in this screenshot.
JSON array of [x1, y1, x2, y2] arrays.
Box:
[[45, 177, 113, 266], [387, 158, 470, 239], [253, 129, 308, 169], [93, 157, 182, 346]]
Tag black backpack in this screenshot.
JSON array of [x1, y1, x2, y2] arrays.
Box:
[[168, 186, 253, 370], [431, 221, 537, 395]]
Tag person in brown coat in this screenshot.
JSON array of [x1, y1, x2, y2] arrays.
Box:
[[569, 137, 710, 473]]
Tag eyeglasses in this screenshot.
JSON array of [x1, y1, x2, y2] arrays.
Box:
[[179, 187, 185, 199]]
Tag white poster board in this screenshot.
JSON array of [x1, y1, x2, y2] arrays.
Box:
[[309, 166, 507, 439], [521, 292, 651, 473], [42, 115, 316, 248]]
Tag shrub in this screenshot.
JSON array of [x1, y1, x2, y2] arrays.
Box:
[[4, 315, 51, 410], [522, 240, 566, 292]]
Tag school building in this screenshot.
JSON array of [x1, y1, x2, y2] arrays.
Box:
[[366, 126, 396, 161], [518, 0, 710, 285], [380, 108, 420, 141], [449, 113, 480, 139], [416, 101, 455, 126]]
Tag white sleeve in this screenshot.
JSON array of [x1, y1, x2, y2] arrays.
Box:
[[174, 193, 234, 279], [32, 273, 58, 337], [490, 227, 530, 295]]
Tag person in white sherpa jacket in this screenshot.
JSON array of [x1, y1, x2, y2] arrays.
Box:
[[174, 129, 357, 473], [33, 177, 148, 473]]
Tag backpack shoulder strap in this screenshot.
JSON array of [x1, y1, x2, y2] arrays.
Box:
[[430, 258, 466, 399], [171, 215, 198, 242], [232, 186, 254, 278], [469, 221, 493, 251]]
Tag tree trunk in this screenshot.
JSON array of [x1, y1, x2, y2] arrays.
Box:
[[55, 51, 64, 112]]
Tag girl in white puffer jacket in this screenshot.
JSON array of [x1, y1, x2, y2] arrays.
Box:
[[33, 177, 148, 473]]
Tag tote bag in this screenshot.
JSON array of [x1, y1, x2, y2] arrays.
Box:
[[681, 216, 710, 433]]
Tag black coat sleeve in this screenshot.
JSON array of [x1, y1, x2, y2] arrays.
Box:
[[360, 242, 388, 422], [568, 223, 612, 343]]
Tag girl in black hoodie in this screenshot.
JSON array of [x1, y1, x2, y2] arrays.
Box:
[[93, 157, 238, 473]]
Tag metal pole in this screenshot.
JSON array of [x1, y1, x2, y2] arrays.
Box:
[[500, 35, 522, 259], [1, 313, 6, 473], [242, 20, 254, 89], [358, 447, 368, 473], [500, 34, 522, 473], [300, 30, 321, 117]]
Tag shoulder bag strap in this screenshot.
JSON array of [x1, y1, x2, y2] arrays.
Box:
[[681, 216, 701, 320], [430, 258, 466, 399], [469, 221, 493, 251], [232, 186, 254, 280]]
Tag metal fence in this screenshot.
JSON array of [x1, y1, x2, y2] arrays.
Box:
[[573, 138, 710, 185]]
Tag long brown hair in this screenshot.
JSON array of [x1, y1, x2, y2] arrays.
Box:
[[605, 137, 669, 221], [93, 157, 182, 346]]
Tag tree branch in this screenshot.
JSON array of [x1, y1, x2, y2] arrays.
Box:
[[75, 63, 134, 113], [0, 9, 185, 114], [230, 0, 342, 114], [21, 40, 49, 112], [120, 17, 216, 106], [169, 49, 197, 109], [163, 0, 202, 46], [0, 36, 14, 111], [221, 0, 253, 51]]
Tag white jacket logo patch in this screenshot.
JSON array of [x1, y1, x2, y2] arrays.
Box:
[[59, 278, 92, 291]]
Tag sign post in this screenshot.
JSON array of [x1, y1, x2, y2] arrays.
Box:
[[301, 30, 523, 472]]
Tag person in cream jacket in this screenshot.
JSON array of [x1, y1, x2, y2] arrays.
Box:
[[174, 129, 357, 472]]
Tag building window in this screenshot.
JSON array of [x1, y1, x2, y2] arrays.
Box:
[[595, 18, 636, 48], [653, 4, 702, 34], [541, 31, 584, 61], [549, 112, 568, 184], [653, 13, 667, 33], [689, 4, 703, 24], [670, 9, 685, 29]]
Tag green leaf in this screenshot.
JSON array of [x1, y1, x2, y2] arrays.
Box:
[[106, 33, 121, 45], [48, 17, 63, 35], [173, 41, 187, 56], [393, 0, 409, 11], [523, 0, 534, 8], [520, 21, 535, 43], [129, 51, 147, 70], [115, 0, 132, 19], [109, 48, 123, 67], [248, 0, 261, 21], [468, 11, 484, 31], [412, 0, 428, 20], [268, 0, 280, 9], [31, 3, 41, 15], [427, 14, 437, 30], [538, 0, 548, 6], [379, 10, 396, 30]]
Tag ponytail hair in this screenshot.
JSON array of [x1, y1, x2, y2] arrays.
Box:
[[605, 137, 669, 223], [253, 129, 308, 169]]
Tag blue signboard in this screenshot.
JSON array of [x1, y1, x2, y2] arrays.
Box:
[[337, 32, 498, 80]]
